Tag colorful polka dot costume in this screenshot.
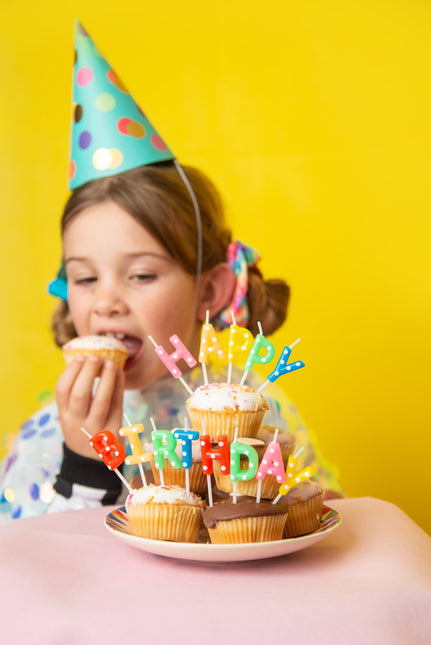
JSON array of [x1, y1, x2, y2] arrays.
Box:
[[70, 21, 174, 190]]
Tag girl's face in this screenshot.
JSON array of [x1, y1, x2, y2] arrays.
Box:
[[63, 200, 201, 390]]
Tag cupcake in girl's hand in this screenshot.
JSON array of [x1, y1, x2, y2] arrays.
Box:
[[126, 484, 205, 542], [278, 480, 325, 537], [202, 495, 288, 544], [186, 383, 268, 441], [62, 335, 128, 369]]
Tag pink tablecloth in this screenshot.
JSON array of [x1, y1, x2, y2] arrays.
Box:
[[0, 497, 430, 644]]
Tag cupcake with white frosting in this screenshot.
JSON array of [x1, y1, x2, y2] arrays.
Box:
[[186, 383, 268, 441], [126, 484, 204, 542]]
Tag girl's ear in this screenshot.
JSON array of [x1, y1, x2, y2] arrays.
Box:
[[196, 263, 236, 321]]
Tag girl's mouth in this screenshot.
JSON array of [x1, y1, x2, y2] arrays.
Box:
[[123, 336, 144, 371], [102, 332, 144, 371]]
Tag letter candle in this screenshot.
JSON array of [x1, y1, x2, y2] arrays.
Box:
[[81, 427, 131, 493], [230, 435, 259, 500], [240, 321, 276, 386], [199, 311, 225, 385], [200, 425, 230, 507], [173, 420, 199, 495], [119, 414, 151, 487], [149, 418, 165, 485], [227, 312, 253, 384], [255, 428, 285, 503], [272, 447, 316, 504], [257, 338, 304, 392], [148, 334, 197, 395]]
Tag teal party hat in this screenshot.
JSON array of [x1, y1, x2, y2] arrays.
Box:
[[69, 21, 175, 189]]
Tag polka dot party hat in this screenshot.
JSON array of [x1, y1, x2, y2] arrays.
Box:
[[69, 21, 175, 189]]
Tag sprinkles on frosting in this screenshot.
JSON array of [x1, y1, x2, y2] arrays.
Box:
[[63, 335, 128, 355], [187, 383, 268, 412], [126, 484, 204, 507]]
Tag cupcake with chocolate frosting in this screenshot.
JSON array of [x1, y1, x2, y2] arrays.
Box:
[[202, 495, 288, 544], [278, 480, 325, 537]]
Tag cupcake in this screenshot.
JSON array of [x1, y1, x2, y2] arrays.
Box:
[[278, 480, 325, 537], [62, 335, 128, 368], [186, 383, 268, 441], [150, 456, 207, 495], [212, 431, 296, 499], [202, 496, 288, 544], [126, 484, 205, 542], [148, 429, 207, 495], [212, 438, 267, 497], [257, 425, 296, 463]]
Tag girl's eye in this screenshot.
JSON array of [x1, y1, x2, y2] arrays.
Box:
[[74, 277, 97, 285], [132, 273, 156, 282]]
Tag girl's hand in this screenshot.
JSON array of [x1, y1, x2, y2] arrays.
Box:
[[55, 356, 125, 459]]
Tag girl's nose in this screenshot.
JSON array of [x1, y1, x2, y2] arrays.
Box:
[[92, 282, 128, 317]]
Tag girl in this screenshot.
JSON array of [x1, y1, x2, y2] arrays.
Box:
[[0, 22, 342, 523], [0, 162, 342, 524]]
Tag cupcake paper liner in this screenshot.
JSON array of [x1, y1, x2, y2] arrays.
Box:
[[187, 408, 266, 441], [212, 461, 282, 499], [283, 491, 325, 538], [207, 514, 287, 544], [127, 503, 203, 542], [151, 460, 207, 495]]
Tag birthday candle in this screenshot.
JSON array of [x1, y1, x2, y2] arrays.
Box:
[[119, 420, 152, 488], [272, 453, 316, 504], [82, 427, 131, 493], [229, 440, 259, 482], [118, 424, 152, 467], [240, 321, 275, 385], [199, 314, 225, 384], [256, 431, 286, 484], [89, 430, 126, 471], [227, 318, 253, 383], [172, 428, 200, 469], [267, 345, 305, 383], [200, 434, 230, 476], [151, 429, 182, 470], [149, 334, 197, 394], [257, 339, 304, 392]]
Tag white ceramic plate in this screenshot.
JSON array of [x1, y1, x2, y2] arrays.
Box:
[[104, 505, 342, 562]]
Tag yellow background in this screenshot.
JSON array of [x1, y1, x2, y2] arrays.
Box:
[[1, 1, 430, 533]]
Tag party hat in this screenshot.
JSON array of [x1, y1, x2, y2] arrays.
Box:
[[69, 21, 175, 189]]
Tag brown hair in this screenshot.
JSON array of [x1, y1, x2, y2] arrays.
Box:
[[52, 163, 290, 346]]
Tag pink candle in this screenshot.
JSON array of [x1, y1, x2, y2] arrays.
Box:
[[256, 434, 286, 484], [150, 334, 197, 378]]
